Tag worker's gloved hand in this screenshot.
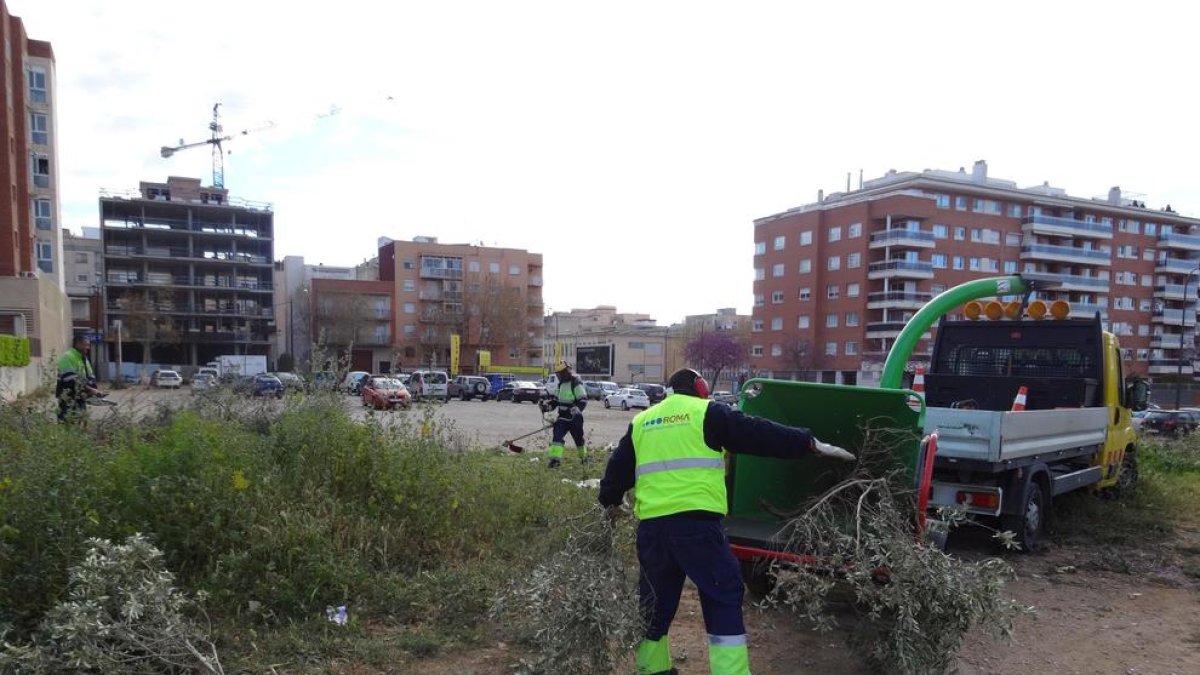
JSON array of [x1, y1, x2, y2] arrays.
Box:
[[812, 438, 856, 462], [539, 399, 555, 413], [569, 405, 581, 418], [603, 504, 624, 525]]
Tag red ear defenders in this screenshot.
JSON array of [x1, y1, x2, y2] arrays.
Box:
[[693, 375, 710, 399]]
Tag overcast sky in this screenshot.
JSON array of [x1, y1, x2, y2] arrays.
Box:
[[14, 0, 1198, 325]]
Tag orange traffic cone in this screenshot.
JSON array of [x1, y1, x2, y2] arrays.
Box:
[[912, 367, 926, 400], [1011, 386, 1028, 412]]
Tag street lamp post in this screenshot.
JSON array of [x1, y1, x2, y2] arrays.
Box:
[[1174, 266, 1200, 409]]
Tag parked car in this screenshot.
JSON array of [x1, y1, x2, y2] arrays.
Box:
[[498, 380, 543, 403], [449, 375, 492, 401], [483, 373, 517, 396], [150, 370, 183, 389], [711, 390, 739, 406], [271, 372, 306, 394], [249, 373, 284, 398], [340, 371, 371, 395], [190, 372, 217, 393], [605, 387, 651, 411], [583, 381, 605, 400], [598, 381, 621, 397], [361, 376, 412, 410], [1140, 409, 1200, 437], [409, 370, 450, 401], [195, 367, 220, 382], [632, 383, 667, 404]]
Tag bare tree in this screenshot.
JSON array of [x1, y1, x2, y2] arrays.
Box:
[[463, 273, 532, 363], [313, 293, 371, 358], [683, 330, 747, 391], [787, 339, 814, 381]]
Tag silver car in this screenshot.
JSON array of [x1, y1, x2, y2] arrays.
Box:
[[151, 369, 183, 389]]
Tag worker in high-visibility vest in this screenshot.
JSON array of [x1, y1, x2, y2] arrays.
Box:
[[540, 360, 589, 468], [598, 367, 854, 675], [56, 333, 103, 424]]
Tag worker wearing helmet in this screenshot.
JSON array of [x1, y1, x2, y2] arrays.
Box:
[[539, 360, 589, 469], [598, 367, 854, 675]]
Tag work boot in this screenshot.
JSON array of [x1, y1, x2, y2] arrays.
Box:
[[548, 457, 561, 469]]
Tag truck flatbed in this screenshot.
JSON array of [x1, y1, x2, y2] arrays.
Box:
[[926, 407, 1108, 466]]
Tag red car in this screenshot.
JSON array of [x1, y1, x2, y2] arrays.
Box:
[[361, 376, 412, 410]]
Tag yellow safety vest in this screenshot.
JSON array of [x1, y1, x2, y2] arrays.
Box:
[[631, 395, 726, 520]]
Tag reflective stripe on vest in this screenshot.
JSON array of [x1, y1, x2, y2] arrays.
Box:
[[631, 394, 726, 519]]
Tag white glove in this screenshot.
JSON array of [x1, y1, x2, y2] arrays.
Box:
[[812, 438, 855, 462], [569, 406, 581, 418]]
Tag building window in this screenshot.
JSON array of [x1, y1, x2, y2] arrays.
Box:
[[36, 240, 52, 273], [955, 196, 967, 211], [773, 235, 786, 250], [825, 313, 838, 328], [846, 312, 859, 327], [1004, 261, 1017, 274], [825, 341, 837, 356], [27, 67, 47, 103], [32, 156, 50, 188], [403, 258, 414, 270], [935, 194, 950, 208], [76, 274, 88, 283], [468, 260, 480, 272], [509, 264, 520, 275], [755, 241, 766, 255], [848, 222, 862, 238], [404, 324, 415, 336], [828, 226, 842, 242], [34, 199, 52, 230], [1006, 232, 1021, 247], [798, 258, 811, 274], [846, 283, 859, 298], [403, 279, 415, 291], [751, 345, 764, 357], [1142, 248, 1155, 262], [754, 267, 765, 281], [973, 199, 1001, 215], [770, 344, 782, 357], [30, 113, 48, 145], [845, 341, 858, 356], [403, 302, 415, 314], [1139, 298, 1152, 312], [800, 231, 813, 246], [969, 257, 980, 271], [953, 226, 965, 241], [772, 263, 785, 277], [932, 224, 947, 239], [752, 320, 764, 332], [847, 252, 861, 269], [754, 293, 764, 306], [770, 317, 783, 331], [931, 283, 946, 294], [1008, 203, 1023, 217], [798, 315, 810, 329], [827, 256, 840, 271], [1141, 274, 1152, 287], [826, 285, 839, 299], [952, 256, 964, 270], [771, 290, 784, 304], [489, 262, 500, 273], [1144, 222, 1157, 236], [932, 253, 947, 269], [798, 287, 811, 301]]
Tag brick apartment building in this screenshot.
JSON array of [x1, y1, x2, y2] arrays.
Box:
[[0, 5, 68, 397], [362, 236, 545, 373], [751, 161, 1200, 385], [99, 177, 275, 378]]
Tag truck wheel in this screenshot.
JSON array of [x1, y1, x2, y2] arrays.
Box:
[[1002, 477, 1048, 553], [740, 560, 774, 598]]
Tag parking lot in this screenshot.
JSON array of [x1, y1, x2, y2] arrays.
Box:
[[91, 387, 639, 453]]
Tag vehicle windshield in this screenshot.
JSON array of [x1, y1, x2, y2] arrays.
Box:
[[372, 378, 402, 388]]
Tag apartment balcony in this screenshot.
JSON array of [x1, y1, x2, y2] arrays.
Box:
[[182, 330, 274, 344], [1019, 244, 1110, 266], [101, 215, 270, 239], [418, 290, 464, 301], [1068, 303, 1107, 319], [868, 229, 936, 250], [1021, 214, 1113, 240], [419, 267, 463, 280], [529, 276, 543, 286], [867, 260, 934, 280], [1148, 360, 1193, 376], [1056, 274, 1110, 293], [1158, 232, 1200, 252], [1155, 284, 1197, 301], [866, 291, 932, 310], [1151, 307, 1197, 327], [1154, 257, 1200, 275], [864, 321, 932, 339], [1150, 335, 1186, 350]]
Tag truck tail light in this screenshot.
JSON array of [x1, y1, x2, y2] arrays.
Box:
[[955, 491, 1000, 510]]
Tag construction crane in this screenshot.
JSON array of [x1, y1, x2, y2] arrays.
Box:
[[159, 103, 277, 189]]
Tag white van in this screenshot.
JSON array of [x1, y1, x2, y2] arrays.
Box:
[[409, 370, 450, 401]]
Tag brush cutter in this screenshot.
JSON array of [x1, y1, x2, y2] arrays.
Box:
[[502, 423, 555, 453]]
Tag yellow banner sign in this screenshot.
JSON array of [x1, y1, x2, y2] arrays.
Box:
[[450, 334, 461, 375]]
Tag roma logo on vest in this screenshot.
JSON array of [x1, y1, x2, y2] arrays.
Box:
[[642, 413, 690, 428]]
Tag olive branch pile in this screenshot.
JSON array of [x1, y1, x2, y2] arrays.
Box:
[[763, 422, 1029, 675]]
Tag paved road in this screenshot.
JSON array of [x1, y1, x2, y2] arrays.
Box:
[[92, 387, 637, 452]]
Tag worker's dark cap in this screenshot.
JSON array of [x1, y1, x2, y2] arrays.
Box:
[[668, 368, 702, 395]]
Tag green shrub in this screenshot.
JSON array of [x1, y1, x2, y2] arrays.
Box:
[[0, 334, 31, 367]]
